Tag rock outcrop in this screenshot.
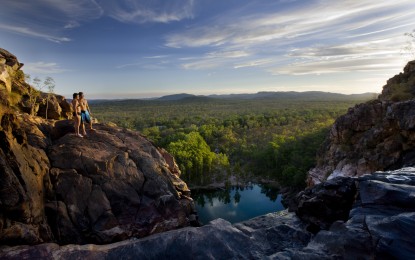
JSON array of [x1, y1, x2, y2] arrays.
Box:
[[2, 168, 415, 259], [0, 48, 71, 119], [308, 60, 415, 185], [0, 113, 196, 246], [0, 49, 196, 246], [0, 48, 23, 93], [287, 168, 415, 259]]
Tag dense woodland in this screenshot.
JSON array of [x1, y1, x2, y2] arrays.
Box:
[[91, 93, 376, 188]]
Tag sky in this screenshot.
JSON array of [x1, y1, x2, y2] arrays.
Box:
[[1, 0, 415, 99]]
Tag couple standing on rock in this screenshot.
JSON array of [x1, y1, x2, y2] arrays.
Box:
[[72, 92, 95, 138]]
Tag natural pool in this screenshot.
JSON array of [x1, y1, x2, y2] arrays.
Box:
[[192, 184, 285, 224]]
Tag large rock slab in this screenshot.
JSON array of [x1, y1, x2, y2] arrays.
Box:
[[2, 168, 415, 259], [0, 112, 196, 246], [46, 121, 196, 244], [0, 211, 312, 259], [284, 168, 415, 259]]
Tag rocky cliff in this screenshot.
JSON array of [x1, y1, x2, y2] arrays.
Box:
[[308, 60, 415, 185], [2, 48, 415, 259], [1, 168, 414, 259], [0, 48, 71, 120], [0, 49, 196, 246]]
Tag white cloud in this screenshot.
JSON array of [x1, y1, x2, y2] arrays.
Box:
[[182, 59, 220, 70], [64, 21, 81, 29], [144, 55, 170, 59], [0, 24, 71, 43], [24, 62, 68, 74], [116, 58, 170, 70], [101, 0, 194, 24], [0, 0, 102, 42], [181, 50, 252, 70], [41, 0, 103, 20], [0, 0, 195, 43], [270, 57, 406, 75], [234, 59, 273, 69], [206, 51, 250, 59], [166, 0, 415, 76], [166, 0, 415, 49]]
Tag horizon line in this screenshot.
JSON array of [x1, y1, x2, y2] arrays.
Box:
[[62, 90, 380, 100]]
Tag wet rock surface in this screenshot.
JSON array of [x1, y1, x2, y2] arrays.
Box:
[[2, 168, 415, 259]]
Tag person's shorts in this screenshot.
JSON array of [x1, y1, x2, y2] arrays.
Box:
[[81, 110, 91, 124]]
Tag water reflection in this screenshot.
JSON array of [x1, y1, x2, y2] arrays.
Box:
[[193, 184, 284, 224]]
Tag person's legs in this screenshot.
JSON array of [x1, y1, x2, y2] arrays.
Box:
[[73, 113, 80, 136], [81, 122, 86, 136], [85, 110, 95, 131], [76, 115, 83, 137], [73, 116, 78, 134], [80, 112, 87, 135]]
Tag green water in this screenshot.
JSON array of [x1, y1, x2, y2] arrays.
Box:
[[193, 184, 285, 224]]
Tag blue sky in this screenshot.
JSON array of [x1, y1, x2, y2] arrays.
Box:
[[1, 0, 415, 99]]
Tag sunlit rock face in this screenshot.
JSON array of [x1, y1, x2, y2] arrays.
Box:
[[0, 113, 196, 245], [308, 60, 415, 186], [0, 48, 196, 246], [0, 48, 22, 93], [0, 48, 71, 119]]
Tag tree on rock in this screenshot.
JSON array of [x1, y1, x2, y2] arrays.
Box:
[[44, 76, 55, 119]]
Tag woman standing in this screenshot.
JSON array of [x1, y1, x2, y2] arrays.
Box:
[[72, 93, 83, 137]]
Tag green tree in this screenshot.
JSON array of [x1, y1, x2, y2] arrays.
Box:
[[167, 131, 229, 185], [24, 74, 41, 115], [44, 76, 55, 120]]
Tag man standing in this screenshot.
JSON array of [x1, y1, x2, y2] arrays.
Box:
[[78, 92, 95, 135]]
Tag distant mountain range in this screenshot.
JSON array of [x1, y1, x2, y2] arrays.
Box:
[[154, 91, 378, 101], [88, 91, 378, 103]]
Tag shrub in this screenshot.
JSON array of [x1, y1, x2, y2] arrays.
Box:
[[8, 91, 22, 106], [15, 70, 25, 82]]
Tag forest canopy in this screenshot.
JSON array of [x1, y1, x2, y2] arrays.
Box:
[[91, 92, 376, 188]]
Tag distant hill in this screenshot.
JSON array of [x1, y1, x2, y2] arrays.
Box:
[[88, 91, 378, 104], [154, 91, 378, 102], [208, 91, 378, 101], [157, 93, 196, 101]]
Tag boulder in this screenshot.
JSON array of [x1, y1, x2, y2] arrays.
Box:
[[0, 110, 196, 246], [293, 176, 357, 232]]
